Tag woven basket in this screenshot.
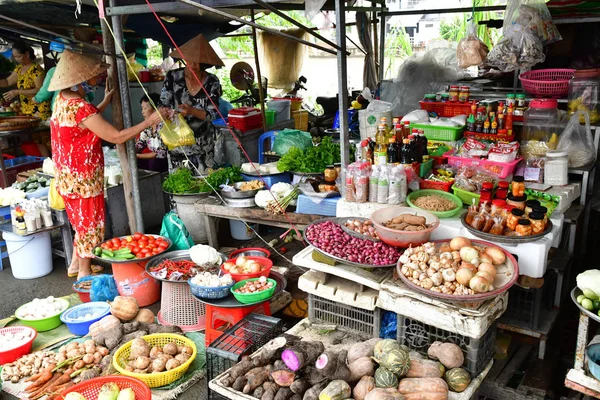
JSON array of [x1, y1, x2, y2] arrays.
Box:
[[0, 116, 41, 132]]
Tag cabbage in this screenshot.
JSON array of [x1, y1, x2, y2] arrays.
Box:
[[98, 383, 120, 400], [254, 190, 272, 208], [577, 270, 600, 299], [190, 244, 221, 266]]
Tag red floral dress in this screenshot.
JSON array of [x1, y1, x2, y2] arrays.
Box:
[[50, 93, 105, 258]]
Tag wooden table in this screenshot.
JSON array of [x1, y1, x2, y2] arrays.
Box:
[[194, 197, 323, 248]]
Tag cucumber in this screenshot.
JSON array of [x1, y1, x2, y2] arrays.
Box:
[[114, 249, 132, 255], [101, 254, 115, 260], [94, 247, 102, 256], [102, 249, 115, 257], [114, 255, 134, 260]]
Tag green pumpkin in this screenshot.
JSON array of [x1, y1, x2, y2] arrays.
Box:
[[375, 367, 399, 388], [445, 368, 471, 392], [373, 339, 401, 363], [380, 348, 411, 377]]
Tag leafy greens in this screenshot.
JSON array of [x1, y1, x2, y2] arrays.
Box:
[[277, 137, 341, 173], [163, 166, 242, 194]]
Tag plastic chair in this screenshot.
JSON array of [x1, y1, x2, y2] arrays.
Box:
[[258, 130, 277, 164]]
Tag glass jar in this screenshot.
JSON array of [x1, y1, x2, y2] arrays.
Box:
[[507, 208, 524, 231], [506, 93, 516, 108], [522, 99, 560, 157], [496, 181, 509, 200], [459, 86, 470, 103], [507, 194, 526, 210], [516, 219, 532, 236], [324, 166, 337, 183], [533, 205, 549, 228], [449, 86, 460, 102], [511, 176, 525, 197], [516, 93, 527, 108], [544, 150, 569, 186], [529, 212, 546, 234], [424, 94, 437, 102], [525, 200, 540, 215], [568, 69, 600, 124], [440, 93, 450, 103], [480, 182, 494, 203]]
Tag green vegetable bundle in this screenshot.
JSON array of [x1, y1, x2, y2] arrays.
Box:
[[162, 166, 243, 194], [277, 137, 341, 173], [198, 166, 242, 192]]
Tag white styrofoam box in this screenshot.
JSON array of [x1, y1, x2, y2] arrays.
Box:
[[430, 211, 465, 241], [550, 212, 564, 248], [299, 270, 379, 310], [378, 279, 508, 339], [336, 198, 399, 218]]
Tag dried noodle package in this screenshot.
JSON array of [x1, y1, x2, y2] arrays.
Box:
[[457, 22, 489, 68], [160, 113, 196, 150]]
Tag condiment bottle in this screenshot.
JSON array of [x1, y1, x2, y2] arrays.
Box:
[[516, 219, 532, 236], [511, 176, 525, 197], [529, 212, 545, 234], [15, 209, 26, 234], [400, 138, 412, 164], [497, 112, 505, 130], [490, 115, 498, 134], [480, 182, 494, 203], [374, 124, 387, 165], [387, 137, 398, 164], [467, 114, 476, 132], [495, 181, 509, 200], [483, 116, 490, 134], [506, 93, 516, 108], [459, 86, 470, 103], [507, 208, 524, 231]]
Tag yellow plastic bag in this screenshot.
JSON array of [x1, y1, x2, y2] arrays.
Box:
[[159, 113, 196, 150], [127, 55, 144, 81], [49, 179, 65, 210]]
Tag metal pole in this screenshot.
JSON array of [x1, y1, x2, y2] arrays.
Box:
[[380, 5, 505, 16], [177, 0, 338, 56], [251, 10, 267, 130], [379, 12, 386, 83], [109, 0, 145, 233], [335, 0, 350, 167]]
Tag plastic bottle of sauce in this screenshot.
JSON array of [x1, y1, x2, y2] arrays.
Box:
[[400, 139, 412, 164], [387, 137, 398, 164], [467, 114, 476, 132], [490, 115, 498, 134], [483, 117, 490, 134]]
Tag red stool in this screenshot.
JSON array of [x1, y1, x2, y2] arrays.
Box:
[[205, 302, 270, 346]]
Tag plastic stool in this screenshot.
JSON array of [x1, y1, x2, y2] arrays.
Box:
[[258, 131, 278, 164], [157, 281, 206, 332], [205, 302, 271, 346]]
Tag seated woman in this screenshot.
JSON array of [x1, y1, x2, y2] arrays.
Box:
[[136, 93, 168, 173]]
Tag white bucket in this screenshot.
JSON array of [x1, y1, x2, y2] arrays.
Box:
[[4, 231, 52, 279], [267, 100, 291, 124], [230, 220, 256, 241]]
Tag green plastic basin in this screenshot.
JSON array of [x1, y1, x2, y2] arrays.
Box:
[[407, 189, 464, 218], [14, 298, 70, 332], [231, 278, 277, 304]]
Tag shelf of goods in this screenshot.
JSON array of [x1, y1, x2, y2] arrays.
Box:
[[209, 318, 494, 400]]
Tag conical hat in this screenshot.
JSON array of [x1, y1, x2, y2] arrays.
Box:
[[49, 50, 109, 91], [169, 34, 224, 67]]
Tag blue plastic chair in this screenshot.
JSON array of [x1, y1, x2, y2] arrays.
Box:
[[258, 131, 278, 164]]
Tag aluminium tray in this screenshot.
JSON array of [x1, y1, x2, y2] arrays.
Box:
[[461, 213, 553, 244]]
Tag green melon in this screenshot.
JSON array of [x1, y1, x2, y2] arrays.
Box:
[[373, 339, 401, 363], [445, 368, 471, 392], [380, 348, 411, 377], [374, 367, 399, 388]]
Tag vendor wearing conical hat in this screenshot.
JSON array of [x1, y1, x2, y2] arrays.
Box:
[[160, 34, 224, 174], [49, 50, 167, 280]]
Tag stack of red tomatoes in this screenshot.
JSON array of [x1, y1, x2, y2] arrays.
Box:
[[99, 233, 170, 259]]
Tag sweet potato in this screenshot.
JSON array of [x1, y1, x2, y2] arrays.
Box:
[[233, 375, 247, 392], [271, 369, 296, 387], [274, 387, 294, 400], [281, 342, 325, 372], [262, 382, 280, 400], [230, 356, 255, 379], [303, 381, 328, 400], [244, 365, 273, 394], [290, 378, 311, 395], [348, 357, 375, 382], [347, 338, 382, 364]]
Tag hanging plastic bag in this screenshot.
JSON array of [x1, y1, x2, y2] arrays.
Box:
[[457, 22, 489, 69], [557, 111, 596, 168], [48, 179, 65, 210], [272, 129, 313, 155], [503, 0, 561, 46], [90, 275, 119, 302], [160, 113, 196, 150], [160, 211, 194, 250]]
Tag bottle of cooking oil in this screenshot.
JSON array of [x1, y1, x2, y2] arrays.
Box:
[[374, 124, 388, 165]]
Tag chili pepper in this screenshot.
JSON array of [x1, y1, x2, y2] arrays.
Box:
[[279, 246, 288, 253]]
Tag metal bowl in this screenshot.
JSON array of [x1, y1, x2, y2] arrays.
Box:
[[229, 247, 271, 259], [222, 197, 256, 208], [145, 249, 227, 283], [220, 181, 263, 199]]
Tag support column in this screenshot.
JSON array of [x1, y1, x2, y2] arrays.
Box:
[[335, 0, 350, 167]]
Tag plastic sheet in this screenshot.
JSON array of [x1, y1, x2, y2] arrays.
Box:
[[272, 129, 313, 155], [380, 311, 398, 339], [90, 274, 119, 302]]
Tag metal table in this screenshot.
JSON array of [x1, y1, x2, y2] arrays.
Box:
[[0, 220, 64, 237]]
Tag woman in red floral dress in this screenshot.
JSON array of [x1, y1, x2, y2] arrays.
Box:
[[49, 50, 166, 279]]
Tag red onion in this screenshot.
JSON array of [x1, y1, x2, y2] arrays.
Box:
[[306, 221, 401, 265]]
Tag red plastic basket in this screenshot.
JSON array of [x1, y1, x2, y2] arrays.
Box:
[[60, 376, 152, 400], [420, 179, 454, 192], [519, 69, 575, 98], [444, 150, 522, 179], [0, 326, 37, 364], [464, 131, 515, 142], [420, 101, 474, 117], [221, 256, 273, 282]]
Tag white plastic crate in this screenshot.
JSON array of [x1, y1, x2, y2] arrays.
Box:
[[296, 194, 339, 216]]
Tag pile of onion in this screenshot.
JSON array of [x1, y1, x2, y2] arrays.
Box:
[[449, 237, 506, 294]]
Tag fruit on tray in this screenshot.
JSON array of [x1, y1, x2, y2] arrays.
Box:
[[16, 296, 67, 320], [94, 233, 169, 260], [223, 256, 266, 275], [233, 276, 273, 293]]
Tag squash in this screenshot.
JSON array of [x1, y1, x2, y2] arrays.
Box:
[[347, 338, 382, 364], [374, 367, 398, 388], [373, 339, 401, 363], [364, 388, 403, 400], [407, 359, 445, 378], [445, 368, 471, 392], [379, 348, 411, 377], [89, 315, 120, 339], [353, 376, 376, 400], [134, 309, 155, 324], [427, 342, 464, 369], [319, 380, 351, 400], [398, 377, 449, 400], [348, 357, 376, 382], [109, 296, 139, 321]]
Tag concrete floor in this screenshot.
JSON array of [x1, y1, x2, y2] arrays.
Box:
[[0, 257, 207, 400]]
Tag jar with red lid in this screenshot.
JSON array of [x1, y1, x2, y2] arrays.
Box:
[[449, 86, 460, 102], [480, 182, 494, 203], [495, 181, 509, 200]]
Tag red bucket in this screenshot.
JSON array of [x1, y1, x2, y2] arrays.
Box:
[[112, 260, 160, 306]]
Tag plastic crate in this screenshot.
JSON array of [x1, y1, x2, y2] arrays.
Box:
[[420, 179, 454, 192], [419, 101, 473, 117], [410, 123, 464, 142], [308, 294, 381, 338], [296, 194, 339, 216], [241, 172, 291, 189], [452, 184, 481, 206], [206, 314, 283, 383], [292, 110, 309, 131], [397, 314, 495, 376], [444, 150, 522, 179], [499, 269, 557, 331]]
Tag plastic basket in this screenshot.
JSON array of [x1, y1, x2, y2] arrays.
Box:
[[444, 151, 522, 179], [159, 281, 206, 332], [292, 110, 309, 131], [0, 326, 36, 364], [419, 101, 473, 117], [15, 298, 69, 332], [420, 179, 454, 192], [231, 278, 277, 304], [72, 276, 94, 303], [296, 194, 339, 216], [410, 123, 464, 141], [397, 314, 495, 376], [452, 184, 481, 206], [189, 281, 235, 299], [60, 376, 152, 400], [113, 333, 197, 388], [407, 190, 463, 218], [419, 159, 434, 178], [60, 302, 111, 336], [221, 256, 273, 282], [519, 69, 575, 98], [308, 294, 381, 338]]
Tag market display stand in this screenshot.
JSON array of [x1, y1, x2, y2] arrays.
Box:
[[564, 309, 600, 397]]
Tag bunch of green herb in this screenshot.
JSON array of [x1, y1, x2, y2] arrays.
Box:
[[162, 168, 203, 194], [198, 165, 242, 192], [277, 137, 341, 173]]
